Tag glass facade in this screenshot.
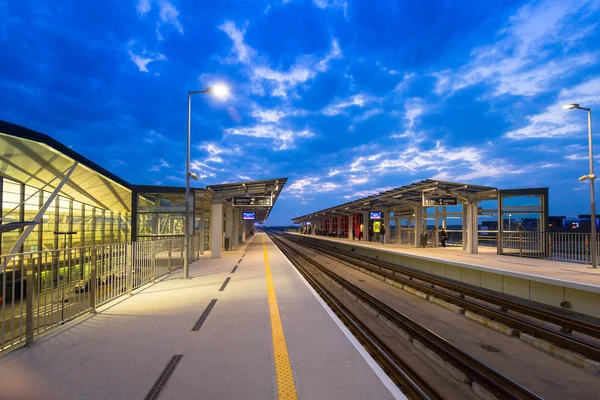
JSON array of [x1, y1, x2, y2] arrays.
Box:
[[0, 177, 131, 256], [136, 192, 191, 240]]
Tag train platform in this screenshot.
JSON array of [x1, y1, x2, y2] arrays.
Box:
[[289, 233, 600, 319], [0, 233, 403, 400]]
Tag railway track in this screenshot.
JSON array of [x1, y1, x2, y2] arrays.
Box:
[[284, 233, 600, 363], [269, 232, 543, 400]]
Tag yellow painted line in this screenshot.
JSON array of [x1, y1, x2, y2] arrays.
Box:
[[263, 237, 298, 400]]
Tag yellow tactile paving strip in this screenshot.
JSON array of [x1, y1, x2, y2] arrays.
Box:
[[262, 237, 298, 400]]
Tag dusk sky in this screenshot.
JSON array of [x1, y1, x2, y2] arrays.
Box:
[[1, 0, 600, 225]]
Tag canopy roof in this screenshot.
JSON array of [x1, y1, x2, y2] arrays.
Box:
[[292, 179, 498, 222], [0, 121, 132, 212], [0, 121, 287, 222], [207, 178, 287, 222]]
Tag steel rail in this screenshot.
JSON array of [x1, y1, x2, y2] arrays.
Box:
[[288, 234, 600, 360], [271, 234, 440, 400], [271, 233, 543, 400]]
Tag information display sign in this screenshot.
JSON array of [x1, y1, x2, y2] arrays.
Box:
[[369, 211, 382, 219], [422, 197, 458, 206], [242, 212, 256, 220], [394, 210, 414, 217], [233, 196, 272, 207]]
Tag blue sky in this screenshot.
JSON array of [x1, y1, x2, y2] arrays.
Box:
[[1, 0, 600, 225]]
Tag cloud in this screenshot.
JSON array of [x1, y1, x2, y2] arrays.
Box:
[[344, 187, 394, 199], [390, 98, 426, 140], [433, 0, 598, 98], [148, 158, 170, 172], [225, 124, 314, 150], [128, 43, 167, 72], [313, 0, 348, 17], [349, 108, 383, 130], [137, 0, 151, 14], [505, 77, 600, 139], [219, 21, 342, 97], [352, 108, 383, 123], [322, 93, 368, 116], [143, 130, 166, 143], [394, 72, 415, 93], [328, 169, 341, 177], [197, 142, 240, 163], [287, 177, 340, 194], [251, 105, 308, 123], [190, 160, 217, 179], [219, 21, 255, 63], [137, 0, 184, 40]]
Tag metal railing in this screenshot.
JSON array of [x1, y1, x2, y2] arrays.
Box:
[[0, 235, 199, 354], [501, 231, 600, 263]]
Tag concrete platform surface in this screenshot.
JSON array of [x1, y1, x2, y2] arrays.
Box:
[[0, 233, 402, 400], [292, 234, 600, 292]]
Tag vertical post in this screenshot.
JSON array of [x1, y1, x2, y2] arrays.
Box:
[[384, 210, 391, 244], [184, 92, 191, 279], [151, 240, 156, 283], [467, 202, 479, 254], [348, 215, 353, 239], [199, 206, 205, 254], [126, 243, 134, 295], [363, 212, 369, 241], [168, 238, 173, 274], [588, 109, 597, 268], [25, 261, 34, 346], [462, 204, 468, 251], [414, 207, 422, 248], [211, 202, 223, 258], [90, 247, 97, 313], [434, 206, 439, 247], [225, 204, 234, 251]]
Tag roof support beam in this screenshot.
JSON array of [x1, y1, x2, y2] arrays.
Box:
[[2, 162, 78, 267]]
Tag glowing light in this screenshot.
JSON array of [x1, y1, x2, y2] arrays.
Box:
[[561, 104, 579, 110], [209, 84, 230, 99]]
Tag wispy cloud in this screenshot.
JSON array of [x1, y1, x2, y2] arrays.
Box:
[[128, 42, 167, 72], [313, 0, 348, 17], [394, 72, 415, 93], [137, 0, 183, 40], [288, 177, 340, 194], [322, 93, 368, 116], [505, 77, 600, 139], [251, 105, 308, 123], [218, 21, 254, 63], [433, 0, 598, 98], [148, 158, 170, 172], [219, 20, 342, 97], [225, 124, 314, 150], [197, 142, 239, 163], [143, 130, 166, 143]]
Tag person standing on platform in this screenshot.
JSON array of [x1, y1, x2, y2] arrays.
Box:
[[440, 227, 448, 247], [380, 225, 386, 244], [352, 227, 356, 240], [356, 225, 361, 241]]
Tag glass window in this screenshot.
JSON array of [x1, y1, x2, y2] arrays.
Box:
[[41, 190, 57, 251], [72, 201, 83, 247], [2, 180, 23, 254], [95, 208, 104, 244], [23, 185, 41, 253]]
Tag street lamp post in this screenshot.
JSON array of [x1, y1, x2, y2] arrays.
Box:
[[562, 103, 596, 268], [184, 84, 230, 279]]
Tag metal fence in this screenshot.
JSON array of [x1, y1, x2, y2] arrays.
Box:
[[0, 236, 201, 354], [501, 231, 600, 263]]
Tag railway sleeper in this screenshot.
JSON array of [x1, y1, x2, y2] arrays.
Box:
[[464, 311, 520, 337], [520, 333, 600, 376]]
